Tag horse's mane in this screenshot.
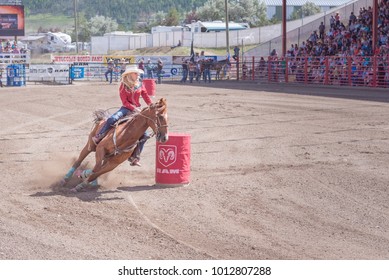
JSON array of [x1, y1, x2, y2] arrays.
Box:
[[157, 98, 167, 114]]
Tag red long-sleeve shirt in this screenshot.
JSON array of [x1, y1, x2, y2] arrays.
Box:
[[119, 82, 152, 111]]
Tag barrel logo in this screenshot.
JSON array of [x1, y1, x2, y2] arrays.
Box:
[[158, 145, 177, 167]]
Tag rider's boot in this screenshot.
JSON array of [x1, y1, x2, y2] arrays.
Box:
[[129, 157, 141, 167], [92, 133, 105, 145]]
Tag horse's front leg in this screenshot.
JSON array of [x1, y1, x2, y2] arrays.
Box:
[[61, 142, 94, 186], [70, 152, 130, 193]]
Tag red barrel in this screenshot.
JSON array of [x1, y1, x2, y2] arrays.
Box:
[[155, 133, 191, 186], [142, 79, 156, 96]]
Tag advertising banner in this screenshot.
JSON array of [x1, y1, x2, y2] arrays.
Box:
[[28, 64, 70, 83], [0, 5, 25, 36]]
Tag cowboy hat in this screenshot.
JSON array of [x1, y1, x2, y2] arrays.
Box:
[[122, 64, 144, 75]]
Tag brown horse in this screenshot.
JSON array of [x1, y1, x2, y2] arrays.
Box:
[[199, 59, 228, 80], [61, 98, 169, 192]]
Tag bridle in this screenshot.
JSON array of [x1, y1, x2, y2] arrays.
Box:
[[139, 108, 168, 137], [110, 107, 168, 156]]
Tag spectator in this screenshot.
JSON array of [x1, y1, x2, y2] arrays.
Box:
[[335, 12, 341, 27], [104, 59, 114, 84], [138, 58, 145, 79], [120, 58, 127, 76], [319, 22, 325, 39], [233, 46, 240, 60], [330, 15, 336, 29], [180, 58, 188, 83], [145, 59, 154, 79], [349, 12, 357, 26], [156, 58, 163, 84], [189, 61, 196, 83], [203, 58, 212, 83]]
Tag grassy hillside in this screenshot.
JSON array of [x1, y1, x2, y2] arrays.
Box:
[[25, 14, 74, 34]]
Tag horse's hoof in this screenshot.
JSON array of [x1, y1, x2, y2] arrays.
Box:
[[90, 179, 98, 187], [69, 182, 87, 193], [59, 178, 68, 187]]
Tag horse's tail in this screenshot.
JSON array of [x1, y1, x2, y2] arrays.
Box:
[[93, 109, 110, 123]]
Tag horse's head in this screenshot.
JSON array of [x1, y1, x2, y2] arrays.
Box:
[[143, 98, 169, 143]]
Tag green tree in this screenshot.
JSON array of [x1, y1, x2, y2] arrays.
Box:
[[184, 10, 200, 24], [164, 8, 180, 26], [75, 12, 91, 42], [196, 0, 223, 21], [89, 15, 119, 36], [196, 0, 267, 26], [290, 2, 321, 20]]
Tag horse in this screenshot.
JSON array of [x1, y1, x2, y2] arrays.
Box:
[[199, 59, 228, 81], [61, 98, 169, 193], [211, 59, 229, 80]]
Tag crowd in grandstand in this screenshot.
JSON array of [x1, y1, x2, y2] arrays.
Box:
[[261, 0, 389, 87], [287, 2, 388, 58]]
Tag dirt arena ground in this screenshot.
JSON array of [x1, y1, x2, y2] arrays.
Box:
[[0, 80, 388, 260]]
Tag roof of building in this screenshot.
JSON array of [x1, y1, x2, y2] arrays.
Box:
[[19, 35, 46, 41], [198, 21, 248, 31], [263, 0, 351, 6]]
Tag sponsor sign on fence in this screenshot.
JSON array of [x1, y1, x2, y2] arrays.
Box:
[[28, 64, 70, 84]]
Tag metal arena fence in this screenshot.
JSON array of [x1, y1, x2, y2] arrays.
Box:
[[232, 55, 389, 88], [1, 55, 388, 89]]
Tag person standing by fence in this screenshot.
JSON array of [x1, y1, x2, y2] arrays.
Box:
[[120, 58, 127, 76], [156, 58, 163, 84], [233, 46, 240, 61], [105, 59, 114, 84], [146, 59, 154, 79], [138, 58, 145, 79], [189, 61, 196, 83], [180, 58, 188, 83]]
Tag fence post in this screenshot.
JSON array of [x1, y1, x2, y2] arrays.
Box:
[[236, 57, 240, 81], [304, 56, 308, 84], [324, 57, 329, 85], [347, 57, 352, 86], [69, 65, 73, 84], [267, 56, 271, 83], [252, 56, 255, 80], [372, 56, 377, 87]]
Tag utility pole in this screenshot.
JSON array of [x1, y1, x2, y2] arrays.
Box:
[[224, 0, 230, 56], [282, 0, 286, 57], [74, 0, 79, 54]]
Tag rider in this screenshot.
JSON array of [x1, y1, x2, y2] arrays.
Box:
[[92, 64, 153, 166]]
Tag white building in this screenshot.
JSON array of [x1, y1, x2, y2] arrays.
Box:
[[151, 26, 184, 33]]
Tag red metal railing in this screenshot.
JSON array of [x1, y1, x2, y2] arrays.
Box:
[[232, 55, 389, 88]]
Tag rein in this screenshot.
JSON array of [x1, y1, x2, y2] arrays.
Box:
[[110, 107, 167, 157], [138, 111, 168, 137]]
